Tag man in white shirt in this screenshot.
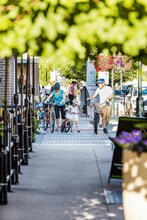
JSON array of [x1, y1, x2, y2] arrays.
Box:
[[88, 78, 113, 133]]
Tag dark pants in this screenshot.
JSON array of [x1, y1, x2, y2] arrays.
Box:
[[68, 94, 75, 105], [55, 105, 66, 119]]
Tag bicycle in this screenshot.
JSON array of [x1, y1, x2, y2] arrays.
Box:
[[60, 101, 71, 133], [88, 99, 108, 134], [42, 100, 55, 132], [89, 101, 100, 134]]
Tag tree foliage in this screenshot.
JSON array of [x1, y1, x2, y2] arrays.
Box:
[[0, 0, 147, 66], [110, 69, 137, 85], [60, 61, 86, 81], [39, 64, 52, 86]]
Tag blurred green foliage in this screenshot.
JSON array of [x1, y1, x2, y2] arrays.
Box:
[[60, 61, 86, 81], [39, 64, 51, 86], [0, 0, 147, 66]]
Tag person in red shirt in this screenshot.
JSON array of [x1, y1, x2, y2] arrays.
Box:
[[67, 81, 77, 104]]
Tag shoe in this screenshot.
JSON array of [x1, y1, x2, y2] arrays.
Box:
[[78, 130, 80, 133], [55, 127, 59, 132], [103, 128, 108, 133], [99, 124, 103, 128], [70, 130, 73, 132]]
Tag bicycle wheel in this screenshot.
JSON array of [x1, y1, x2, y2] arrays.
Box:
[[43, 114, 49, 131], [65, 120, 71, 133], [94, 112, 99, 134], [50, 111, 55, 133], [60, 123, 65, 132]]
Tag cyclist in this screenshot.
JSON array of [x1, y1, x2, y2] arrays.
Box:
[[44, 82, 66, 131], [88, 78, 113, 133]]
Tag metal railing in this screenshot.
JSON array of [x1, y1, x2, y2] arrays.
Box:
[[0, 105, 34, 204]]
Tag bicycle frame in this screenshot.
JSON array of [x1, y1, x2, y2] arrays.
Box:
[[90, 101, 100, 134], [60, 102, 71, 133], [43, 101, 55, 132], [44, 104, 53, 122]]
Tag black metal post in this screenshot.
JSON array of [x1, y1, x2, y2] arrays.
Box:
[[0, 105, 7, 204], [32, 56, 35, 114], [12, 55, 19, 184], [27, 55, 32, 152], [32, 56, 35, 143], [23, 54, 29, 165], [7, 110, 13, 192], [18, 56, 25, 165], [0, 58, 9, 204], [84, 86, 88, 116]]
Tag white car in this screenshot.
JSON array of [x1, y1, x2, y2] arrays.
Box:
[[125, 82, 147, 116]]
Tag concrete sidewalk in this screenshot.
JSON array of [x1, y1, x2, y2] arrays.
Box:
[[0, 116, 124, 220]]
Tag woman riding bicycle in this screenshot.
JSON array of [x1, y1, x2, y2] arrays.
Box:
[[44, 82, 66, 131]]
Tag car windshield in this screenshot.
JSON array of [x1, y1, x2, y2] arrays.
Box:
[[133, 87, 147, 96], [122, 85, 132, 95], [142, 87, 147, 95]]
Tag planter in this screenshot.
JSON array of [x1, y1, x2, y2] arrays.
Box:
[[123, 151, 147, 220]]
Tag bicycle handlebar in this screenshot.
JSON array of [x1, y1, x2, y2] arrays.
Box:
[[89, 100, 109, 108]]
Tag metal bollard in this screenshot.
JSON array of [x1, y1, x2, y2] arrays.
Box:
[[18, 119, 25, 164], [28, 109, 32, 152], [22, 127, 29, 165], [0, 112, 8, 204]]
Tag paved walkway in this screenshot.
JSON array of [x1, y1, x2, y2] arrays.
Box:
[[0, 116, 124, 220]]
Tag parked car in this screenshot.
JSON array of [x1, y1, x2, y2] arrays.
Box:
[[122, 84, 133, 95], [125, 82, 147, 116], [114, 89, 125, 103], [143, 99, 147, 117]]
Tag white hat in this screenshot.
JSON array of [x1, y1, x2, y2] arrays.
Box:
[[73, 99, 78, 105]]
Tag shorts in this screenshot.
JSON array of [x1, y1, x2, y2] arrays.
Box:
[[100, 105, 111, 120], [55, 105, 66, 119]]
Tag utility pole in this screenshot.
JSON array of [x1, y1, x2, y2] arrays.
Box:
[[111, 69, 115, 117], [136, 61, 143, 117]]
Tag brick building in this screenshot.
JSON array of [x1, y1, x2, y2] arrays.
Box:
[[0, 57, 15, 106], [0, 56, 39, 106]]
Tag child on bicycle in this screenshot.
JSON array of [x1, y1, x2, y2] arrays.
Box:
[[37, 103, 44, 120], [70, 99, 80, 133]]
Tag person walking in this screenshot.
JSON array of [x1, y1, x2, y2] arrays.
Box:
[[67, 81, 77, 104], [88, 78, 113, 133], [44, 82, 66, 131]]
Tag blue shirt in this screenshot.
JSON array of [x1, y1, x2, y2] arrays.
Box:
[[52, 90, 65, 106]]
